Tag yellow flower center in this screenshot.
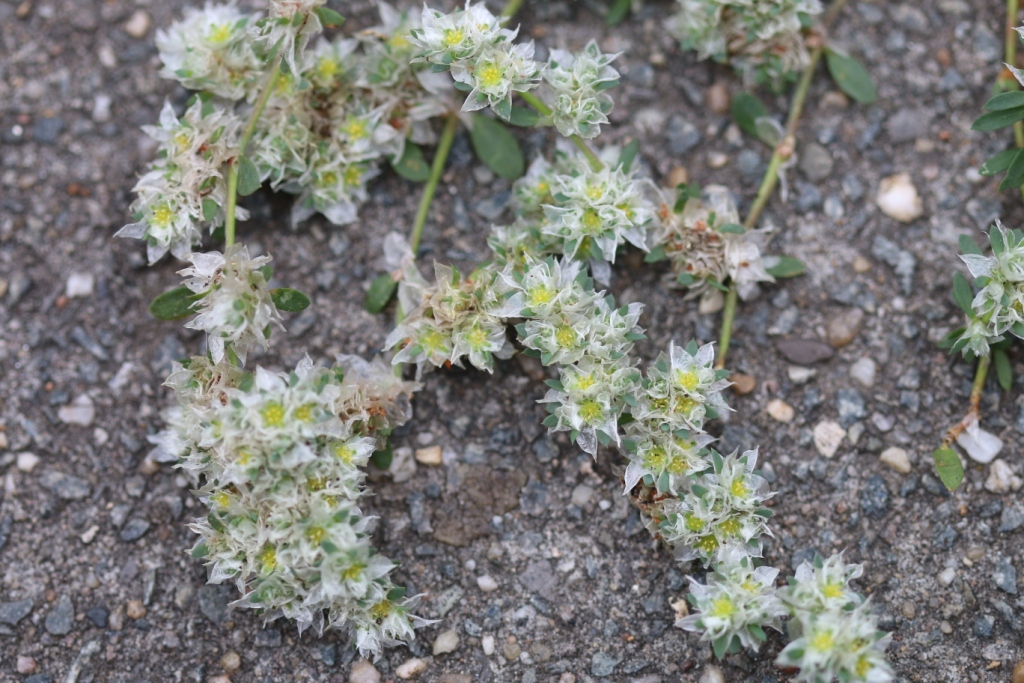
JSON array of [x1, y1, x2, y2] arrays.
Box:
[[465, 326, 489, 349], [318, 171, 338, 188], [334, 442, 355, 463], [528, 285, 556, 307], [684, 514, 705, 532], [730, 477, 749, 499], [208, 24, 232, 44], [823, 582, 845, 600], [579, 400, 603, 423], [343, 119, 368, 140], [294, 404, 316, 423], [810, 630, 835, 652], [581, 209, 602, 233], [370, 600, 391, 622], [696, 534, 718, 554], [555, 326, 576, 348], [307, 477, 326, 492], [388, 33, 410, 49], [719, 518, 741, 536], [710, 597, 735, 618], [573, 373, 596, 391], [236, 447, 252, 466], [343, 565, 363, 581], [259, 546, 277, 572], [151, 204, 175, 228], [212, 492, 230, 508], [855, 656, 871, 677], [316, 57, 339, 79], [667, 455, 689, 476], [420, 328, 448, 353], [676, 396, 698, 414], [676, 369, 700, 392], [442, 27, 464, 47], [343, 165, 363, 185], [476, 62, 503, 89], [306, 526, 326, 544], [741, 579, 759, 593], [172, 132, 191, 150], [261, 402, 286, 428], [643, 446, 668, 472], [585, 184, 604, 201]]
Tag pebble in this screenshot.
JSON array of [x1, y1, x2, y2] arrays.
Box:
[[853, 255, 872, 272], [788, 366, 816, 384], [827, 308, 864, 348], [349, 660, 381, 683], [503, 641, 522, 660], [120, 518, 151, 542], [860, 475, 890, 517], [123, 9, 150, 37], [414, 446, 442, 466], [836, 389, 867, 426], [957, 425, 1002, 464], [40, 470, 91, 500], [591, 652, 620, 677], [766, 399, 795, 423], [813, 421, 846, 458], [481, 635, 495, 655], [707, 152, 729, 169], [390, 447, 417, 483], [477, 575, 498, 592], [571, 484, 594, 506], [666, 114, 701, 154], [666, 166, 688, 188], [800, 142, 834, 181], [396, 658, 428, 679], [66, 271, 95, 298], [220, 652, 241, 672], [974, 615, 994, 637], [0, 433, 7, 450], [85, 606, 108, 628], [985, 459, 1023, 493], [0, 600, 33, 626], [92, 94, 112, 123], [44, 595, 73, 635], [1013, 660, 1024, 683], [729, 373, 756, 394], [850, 357, 876, 387], [699, 665, 725, 683], [16, 452, 39, 472], [432, 629, 460, 655], [17, 656, 36, 674], [937, 567, 956, 587], [879, 447, 912, 474], [706, 82, 730, 114], [776, 339, 835, 364], [999, 504, 1024, 533], [126, 599, 146, 620], [901, 601, 917, 619], [876, 173, 923, 222], [993, 557, 1018, 594]]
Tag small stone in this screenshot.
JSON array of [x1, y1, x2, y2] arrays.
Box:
[[860, 475, 890, 517], [481, 635, 495, 655], [827, 308, 864, 348], [16, 452, 39, 472], [432, 629, 460, 655], [706, 82, 730, 114], [766, 399, 795, 423], [974, 615, 994, 637], [571, 484, 594, 506], [591, 652, 620, 677], [254, 629, 282, 647], [699, 665, 726, 683], [123, 9, 150, 38], [0, 600, 33, 626], [957, 426, 1003, 464], [937, 567, 956, 587], [503, 641, 522, 660], [853, 255, 872, 272], [698, 289, 724, 314], [40, 470, 91, 500], [849, 358, 876, 387], [58, 394, 95, 426], [414, 446, 442, 466], [729, 373, 756, 394], [220, 652, 241, 672], [800, 142, 834, 181], [349, 659, 381, 683], [879, 447, 911, 474], [391, 655, 423, 679], [666, 114, 701, 154], [877, 173, 923, 222], [120, 518, 151, 542], [66, 272, 94, 298], [813, 421, 846, 458], [126, 599, 146, 620], [477, 575, 498, 592], [998, 504, 1024, 533], [788, 366, 816, 384], [666, 166, 688, 188], [92, 94, 112, 123], [776, 339, 835, 364], [17, 656, 36, 674], [1012, 660, 1024, 683], [108, 606, 124, 631], [993, 557, 1018, 594], [0, 433, 7, 450], [901, 601, 917, 619], [85, 606, 108, 628], [985, 459, 1023, 493], [44, 595, 74, 635], [707, 152, 729, 169]]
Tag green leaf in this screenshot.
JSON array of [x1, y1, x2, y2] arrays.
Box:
[[994, 349, 1013, 391], [718, 223, 745, 235], [731, 91, 769, 138], [959, 234, 983, 255], [364, 274, 397, 313], [673, 183, 701, 213], [999, 149, 1024, 191], [617, 139, 640, 172], [932, 447, 964, 491], [202, 198, 219, 222], [825, 50, 877, 104], [644, 245, 666, 263], [952, 272, 974, 315], [469, 114, 524, 179], [391, 143, 431, 182], [712, 636, 729, 660], [371, 442, 393, 471], [972, 107, 1024, 132], [191, 542, 208, 558], [237, 155, 262, 196], [149, 286, 199, 320], [507, 106, 540, 127], [983, 90, 1024, 111], [270, 288, 310, 313], [676, 272, 696, 286], [765, 256, 805, 279], [606, 0, 631, 25], [978, 148, 1019, 176], [387, 585, 407, 601], [314, 6, 345, 27], [990, 226, 1006, 255], [936, 327, 965, 350]]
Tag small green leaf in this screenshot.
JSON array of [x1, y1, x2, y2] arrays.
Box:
[[391, 143, 431, 181], [469, 114, 524, 179], [677, 272, 696, 286], [606, 0, 631, 25], [237, 155, 262, 196], [149, 286, 199, 320], [998, 148, 1024, 191], [191, 542, 209, 558], [765, 256, 805, 279], [972, 106, 1024, 132], [959, 234, 983, 255], [718, 223, 745, 235], [202, 198, 219, 222], [936, 327, 965, 350], [994, 348, 1013, 391], [270, 288, 310, 312], [983, 90, 1024, 111], [712, 635, 729, 660], [371, 442, 393, 471], [673, 182, 701, 213], [731, 91, 769, 138], [617, 139, 640, 172], [980, 149, 1021, 177], [387, 585, 407, 601], [952, 272, 974, 315], [314, 6, 345, 27], [932, 447, 964, 491], [644, 245, 666, 263], [825, 50, 877, 104], [364, 273, 398, 313], [990, 226, 1006, 255], [507, 106, 540, 127]]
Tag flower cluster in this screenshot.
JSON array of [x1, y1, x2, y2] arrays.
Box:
[[151, 352, 426, 658], [667, 0, 822, 88], [952, 222, 1024, 358], [540, 40, 620, 139]]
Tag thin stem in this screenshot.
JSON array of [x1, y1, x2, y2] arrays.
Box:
[[941, 356, 991, 447], [1003, 0, 1024, 200], [500, 0, 525, 18], [225, 52, 283, 247], [518, 91, 604, 171], [714, 0, 848, 370], [409, 114, 460, 258]]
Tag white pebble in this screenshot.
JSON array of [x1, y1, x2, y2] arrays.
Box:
[[876, 173, 923, 222], [699, 664, 726, 683], [937, 567, 957, 587], [879, 447, 911, 474], [984, 459, 1023, 494], [348, 659, 381, 683], [707, 152, 729, 169], [123, 9, 151, 38], [389, 446, 416, 483], [570, 484, 593, 506], [477, 575, 498, 592], [98, 43, 117, 68], [956, 424, 1002, 464], [463, 559, 476, 571], [92, 94, 112, 123], [414, 445, 442, 466], [556, 558, 576, 573], [66, 272, 94, 298], [849, 357, 877, 387], [432, 629, 460, 655], [93, 428, 109, 446], [0, 433, 8, 450], [481, 634, 495, 655], [698, 289, 724, 314], [766, 399, 795, 423], [788, 366, 816, 384], [813, 421, 846, 459], [80, 525, 99, 544], [58, 395, 95, 427], [598, 499, 611, 510], [16, 452, 39, 472], [395, 658, 428, 679]]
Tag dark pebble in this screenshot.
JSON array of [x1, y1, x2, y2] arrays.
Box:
[[32, 116, 64, 143], [0, 599, 33, 626], [120, 518, 151, 542], [860, 476, 890, 517], [776, 339, 835, 364], [973, 615, 994, 637], [254, 628, 282, 647]]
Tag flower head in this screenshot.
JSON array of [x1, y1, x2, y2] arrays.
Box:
[[541, 41, 620, 139]]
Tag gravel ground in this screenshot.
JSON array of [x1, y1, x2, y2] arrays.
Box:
[[2, 0, 1024, 681]]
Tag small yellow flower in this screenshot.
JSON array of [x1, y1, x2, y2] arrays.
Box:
[[261, 402, 286, 427]]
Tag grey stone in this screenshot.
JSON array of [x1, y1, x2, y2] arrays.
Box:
[[776, 339, 834, 365], [871, 235, 916, 295], [666, 114, 701, 155], [800, 143, 834, 181], [120, 518, 150, 542], [842, 173, 865, 201], [0, 599, 33, 626], [836, 389, 867, 427], [591, 651, 621, 677], [642, 591, 665, 615], [254, 629, 282, 647], [519, 481, 549, 516], [86, 606, 109, 628], [860, 476, 890, 517], [33, 116, 64, 143], [473, 191, 510, 221], [70, 326, 109, 361], [993, 557, 1018, 594], [518, 559, 557, 600], [25, 676, 53, 683], [966, 198, 1002, 230], [795, 181, 822, 213], [39, 470, 91, 500], [736, 149, 763, 180], [998, 504, 1024, 533], [0, 515, 12, 552], [45, 595, 74, 635], [531, 436, 558, 463], [897, 368, 920, 390], [973, 23, 1002, 63], [197, 584, 232, 624], [109, 504, 132, 529]]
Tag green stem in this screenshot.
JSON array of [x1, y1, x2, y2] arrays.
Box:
[[970, 355, 991, 412], [409, 114, 460, 258], [1003, 0, 1024, 200], [518, 91, 604, 171], [225, 52, 283, 248], [500, 0, 525, 17], [714, 0, 847, 370]]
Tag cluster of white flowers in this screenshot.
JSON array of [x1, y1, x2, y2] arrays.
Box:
[[954, 222, 1024, 358], [667, 0, 822, 87], [541, 41, 621, 139], [645, 183, 775, 307]]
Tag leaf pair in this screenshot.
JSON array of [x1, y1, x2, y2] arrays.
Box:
[[974, 91, 1024, 191], [149, 285, 309, 320]]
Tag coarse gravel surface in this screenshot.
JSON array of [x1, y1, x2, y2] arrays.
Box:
[[2, 0, 1024, 682]]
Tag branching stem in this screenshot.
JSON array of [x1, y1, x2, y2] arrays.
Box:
[[941, 356, 990, 448]]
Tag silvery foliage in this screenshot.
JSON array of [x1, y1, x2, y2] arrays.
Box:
[[955, 221, 1024, 358], [667, 0, 823, 88]]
